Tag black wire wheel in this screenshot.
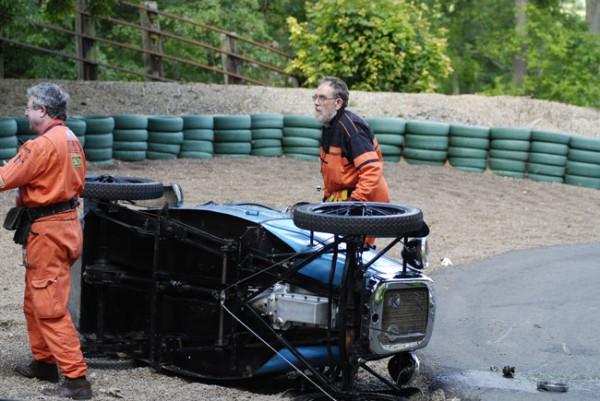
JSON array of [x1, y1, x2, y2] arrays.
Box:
[[292, 392, 407, 401], [82, 175, 164, 200], [292, 202, 424, 237]]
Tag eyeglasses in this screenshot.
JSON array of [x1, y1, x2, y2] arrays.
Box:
[[25, 105, 42, 113], [312, 94, 338, 103]]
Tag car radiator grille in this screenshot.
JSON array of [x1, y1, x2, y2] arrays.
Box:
[[380, 287, 429, 344]]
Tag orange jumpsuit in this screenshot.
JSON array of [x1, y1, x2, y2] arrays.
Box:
[[0, 120, 87, 379]]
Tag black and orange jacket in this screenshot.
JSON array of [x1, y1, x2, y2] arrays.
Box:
[[320, 109, 390, 202]]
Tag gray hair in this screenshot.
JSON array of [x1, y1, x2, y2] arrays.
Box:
[[27, 82, 69, 120], [319, 76, 349, 108]]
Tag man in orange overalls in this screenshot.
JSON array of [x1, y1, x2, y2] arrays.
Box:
[[1, 83, 92, 399]]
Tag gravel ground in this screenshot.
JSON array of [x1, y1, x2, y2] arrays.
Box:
[[1, 156, 600, 401]]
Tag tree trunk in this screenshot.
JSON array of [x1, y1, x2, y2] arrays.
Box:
[[512, 0, 528, 89], [587, 0, 600, 33]]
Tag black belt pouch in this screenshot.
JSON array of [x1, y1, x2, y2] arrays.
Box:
[[3, 206, 32, 245]]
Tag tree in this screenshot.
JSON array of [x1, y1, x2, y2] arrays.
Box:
[[586, 0, 600, 32]]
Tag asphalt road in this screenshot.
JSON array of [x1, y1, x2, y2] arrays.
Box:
[[420, 242, 600, 401]]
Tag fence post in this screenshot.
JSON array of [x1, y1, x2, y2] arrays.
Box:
[[140, 1, 164, 80], [221, 33, 241, 84], [76, 0, 98, 80]]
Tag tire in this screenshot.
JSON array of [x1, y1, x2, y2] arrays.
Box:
[[448, 147, 488, 158], [531, 130, 570, 144], [84, 148, 112, 161], [84, 133, 113, 149], [365, 117, 405, 134], [564, 174, 600, 189], [526, 162, 565, 177], [113, 115, 148, 130], [0, 136, 19, 148], [489, 149, 529, 161], [566, 160, 600, 178], [282, 137, 320, 147], [453, 166, 485, 173], [83, 117, 115, 134], [146, 150, 178, 160], [178, 151, 213, 159], [113, 141, 148, 151], [403, 148, 447, 161], [567, 148, 600, 164], [569, 135, 600, 151], [528, 152, 567, 166], [252, 139, 282, 149], [214, 130, 252, 143], [213, 142, 252, 154], [530, 141, 568, 155], [65, 118, 86, 136], [489, 158, 526, 172], [213, 115, 251, 130], [182, 115, 213, 130], [449, 124, 489, 138], [251, 113, 284, 129], [449, 136, 489, 149], [18, 134, 37, 144], [252, 129, 283, 140], [0, 148, 17, 160], [528, 173, 564, 183], [375, 133, 404, 146], [251, 147, 283, 157], [404, 158, 446, 167], [283, 114, 321, 129], [147, 142, 181, 154], [449, 157, 487, 169], [148, 116, 184, 132], [378, 144, 402, 156], [184, 129, 214, 141], [491, 169, 525, 178], [82, 175, 163, 200], [112, 150, 147, 161], [406, 120, 449, 136], [490, 139, 530, 152], [113, 129, 149, 142], [15, 117, 36, 135], [181, 140, 213, 153], [0, 118, 17, 137], [285, 153, 319, 161], [283, 146, 320, 156], [293, 202, 424, 237], [405, 134, 448, 150], [490, 127, 530, 140], [283, 127, 322, 140], [382, 155, 402, 163], [148, 131, 184, 145]]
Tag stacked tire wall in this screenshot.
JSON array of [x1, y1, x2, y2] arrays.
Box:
[[404, 120, 450, 166], [282, 115, 321, 161], [113, 115, 148, 162], [566, 136, 600, 189], [213, 115, 252, 157], [251, 113, 283, 157], [448, 124, 489, 172], [527, 130, 570, 183], [82, 116, 114, 165], [0, 118, 18, 161], [147, 116, 184, 160], [366, 117, 405, 162], [180, 115, 214, 159], [489, 127, 531, 178]]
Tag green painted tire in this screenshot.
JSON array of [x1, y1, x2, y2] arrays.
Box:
[[365, 117, 405, 134], [564, 174, 600, 189], [489, 149, 529, 161], [406, 120, 449, 136], [213, 115, 251, 130], [449, 157, 487, 169], [449, 136, 489, 149], [283, 115, 321, 129], [530, 141, 568, 155], [251, 147, 283, 157], [178, 151, 213, 159], [283, 127, 322, 140], [251, 113, 284, 129], [490, 127, 531, 141], [283, 146, 320, 156], [405, 134, 449, 150], [113, 141, 148, 151], [113, 115, 148, 130], [148, 116, 184, 132], [566, 160, 600, 178], [0, 136, 19, 148], [183, 129, 214, 141], [146, 150, 178, 160], [491, 139, 530, 152], [489, 158, 526, 172], [453, 166, 486, 173], [448, 147, 488, 158], [0, 118, 17, 137], [214, 130, 252, 143], [449, 124, 489, 138], [83, 116, 115, 134], [567, 148, 600, 164], [0, 148, 18, 160], [113, 150, 146, 161], [18, 134, 37, 144], [65, 118, 86, 136], [282, 137, 320, 147], [147, 142, 181, 154], [182, 115, 213, 130], [113, 129, 149, 142], [530, 130, 571, 144], [252, 129, 284, 140], [375, 133, 404, 146], [15, 117, 36, 135], [85, 147, 112, 161], [527, 173, 564, 183], [526, 162, 565, 177], [382, 155, 402, 163], [181, 140, 213, 153], [213, 142, 252, 154], [569, 135, 600, 151], [84, 133, 113, 149], [379, 144, 402, 156], [490, 170, 525, 179], [403, 148, 447, 161], [285, 153, 320, 161], [404, 158, 445, 167], [148, 131, 184, 144], [252, 139, 282, 149], [528, 152, 567, 166]]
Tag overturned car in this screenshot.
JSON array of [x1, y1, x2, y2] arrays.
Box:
[[75, 176, 435, 400]]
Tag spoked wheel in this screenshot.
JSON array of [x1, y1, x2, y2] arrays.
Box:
[[292, 202, 424, 237], [82, 175, 164, 200], [292, 392, 408, 401]]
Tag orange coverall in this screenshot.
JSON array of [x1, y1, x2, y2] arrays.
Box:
[[0, 120, 87, 379]]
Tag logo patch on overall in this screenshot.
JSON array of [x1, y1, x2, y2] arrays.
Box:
[[71, 154, 82, 168]]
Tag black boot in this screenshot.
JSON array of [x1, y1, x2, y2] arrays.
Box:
[[15, 359, 59, 383], [42, 376, 93, 400]]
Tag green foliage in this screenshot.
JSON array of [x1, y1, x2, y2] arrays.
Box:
[[286, 0, 452, 92]]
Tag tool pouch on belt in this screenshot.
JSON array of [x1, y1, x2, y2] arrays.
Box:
[[3, 206, 32, 245]]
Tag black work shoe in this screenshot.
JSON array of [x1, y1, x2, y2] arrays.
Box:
[[42, 376, 93, 400], [15, 359, 59, 383]]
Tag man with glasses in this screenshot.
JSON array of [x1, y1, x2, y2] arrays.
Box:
[[1, 83, 92, 399], [314, 76, 390, 205]]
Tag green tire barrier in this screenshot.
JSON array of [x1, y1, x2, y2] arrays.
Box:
[[564, 174, 600, 189], [183, 129, 214, 141], [403, 148, 447, 162], [0, 118, 17, 137], [83, 116, 115, 134], [406, 120, 449, 136], [365, 117, 405, 134], [449, 124, 489, 139], [0, 136, 19, 148], [453, 166, 487, 173], [0, 148, 17, 160], [283, 127, 322, 140], [378, 144, 402, 156], [214, 130, 252, 142], [491, 170, 526, 178], [181, 140, 213, 153], [449, 136, 489, 149], [214, 115, 251, 130], [251, 147, 283, 157], [530, 141, 568, 155], [214, 142, 252, 155], [113, 141, 148, 151], [183, 115, 213, 130], [252, 139, 282, 149], [383, 155, 402, 162], [490, 127, 531, 141], [285, 153, 320, 161], [567, 148, 600, 164], [113, 115, 148, 130], [527, 162, 565, 177], [148, 116, 184, 132], [404, 158, 445, 167], [527, 173, 564, 183], [147, 150, 177, 160], [113, 129, 149, 142], [375, 133, 404, 146], [15, 117, 36, 136], [283, 115, 321, 129], [148, 131, 184, 144], [252, 129, 283, 140], [491, 139, 530, 152], [528, 153, 567, 166], [569, 135, 600, 151], [448, 158, 487, 169], [489, 149, 529, 161], [84, 133, 113, 149], [251, 113, 284, 129], [85, 148, 112, 162], [405, 134, 449, 150], [283, 146, 320, 156], [65, 118, 86, 137], [113, 150, 146, 161], [489, 158, 526, 172], [448, 147, 488, 158], [147, 142, 181, 154], [178, 151, 213, 159], [530, 130, 571, 144], [566, 160, 600, 178], [282, 137, 319, 147]]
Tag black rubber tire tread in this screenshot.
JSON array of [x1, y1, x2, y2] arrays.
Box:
[[365, 117, 405, 134], [293, 202, 424, 237], [452, 165, 485, 173], [491, 139, 530, 152], [83, 116, 115, 134], [527, 173, 563, 183], [65, 118, 86, 136], [251, 113, 284, 129], [448, 147, 488, 158], [182, 115, 213, 130], [213, 142, 252, 154], [82, 176, 163, 200], [252, 139, 282, 149], [213, 115, 251, 130], [84, 148, 112, 161], [0, 148, 18, 160], [382, 155, 402, 162], [490, 169, 526, 178], [183, 129, 214, 141], [489, 158, 526, 172], [251, 147, 283, 157], [214, 130, 252, 143], [375, 133, 404, 146], [406, 120, 449, 136], [147, 116, 184, 132], [569, 135, 600, 151], [285, 153, 319, 161], [404, 158, 446, 166], [528, 152, 567, 166], [490, 127, 531, 140], [113, 129, 149, 142], [181, 140, 213, 153], [489, 149, 529, 161], [449, 157, 487, 169], [403, 148, 447, 161], [146, 150, 177, 160], [178, 151, 213, 159], [283, 146, 320, 156], [283, 114, 321, 129], [148, 131, 184, 145], [113, 141, 148, 151], [405, 134, 449, 150], [531, 130, 571, 144], [449, 124, 490, 138], [113, 115, 148, 130], [378, 144, 402, 156], [566, 160, 600, 178], [147, 142, 181, 154], [84, 133, 113, 149], [567, 148, 600, 164], [252, 128, 284, 140], [564, 174, 600, 188], [0, 136, 19, 148], [0, 118, 17, 137], [283, 127, 322, 140], [527, 162, 565, 177], [530, 141, 568, 155], [449, 136, 489, 149], [112, 150, 146, 161], [282, 137, 320, 147], [15, 117, 36, 134]]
